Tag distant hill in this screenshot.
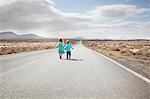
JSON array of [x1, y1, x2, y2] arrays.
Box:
[[0, 32, 48, 40]]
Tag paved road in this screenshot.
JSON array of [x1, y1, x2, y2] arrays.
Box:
[[0, 44, 150, 99]]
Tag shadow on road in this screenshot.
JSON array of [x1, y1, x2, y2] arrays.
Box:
[[62, 58, 84, 61]]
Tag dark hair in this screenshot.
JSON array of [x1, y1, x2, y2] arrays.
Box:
[[59, 39, 62, 42], [66, 40, 69, 44]]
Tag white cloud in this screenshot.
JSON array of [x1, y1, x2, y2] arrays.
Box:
[[0, 0, 90, 32], [0, 0, 16, 6], [0, 0, 150, 39], [87, 5, 148, 19]]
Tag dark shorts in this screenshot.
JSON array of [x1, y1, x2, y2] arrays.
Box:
[[66, 51, 71, 56]]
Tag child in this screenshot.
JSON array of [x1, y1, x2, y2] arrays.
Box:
[[65, 40, 73, 59], [57, 39, 65, 59]]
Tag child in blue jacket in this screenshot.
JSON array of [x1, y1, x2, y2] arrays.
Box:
[[65, 40, 73, 59]]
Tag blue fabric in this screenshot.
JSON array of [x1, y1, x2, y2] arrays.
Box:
[[65, 44, 72, 52]]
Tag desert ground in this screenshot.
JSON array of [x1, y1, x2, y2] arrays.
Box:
[[0, 40, 77, 55], [0, 40, 57, 55], [83, 40, 150, 79]]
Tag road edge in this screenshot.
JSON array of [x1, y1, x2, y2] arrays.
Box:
[[83, 45, 150, 84]]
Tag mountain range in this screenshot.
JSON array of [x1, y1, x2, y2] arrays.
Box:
[[0, 32, 48, 40]]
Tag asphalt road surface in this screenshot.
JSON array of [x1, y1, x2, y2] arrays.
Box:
[[0, 44, 150, 99]]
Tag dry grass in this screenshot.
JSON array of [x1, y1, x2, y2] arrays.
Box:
[[83, 40, 150, 79], [0, 41, 57, 55]]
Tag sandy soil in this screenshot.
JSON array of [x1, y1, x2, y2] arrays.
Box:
[[0, 41, 57, 55], [83, 40, 150, 79]]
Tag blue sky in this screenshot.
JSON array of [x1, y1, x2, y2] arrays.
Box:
[[53, 0, 150, 23], [52, 0, 150, 39], [0, 0, 150, 39], [53, 0, 150, 13]]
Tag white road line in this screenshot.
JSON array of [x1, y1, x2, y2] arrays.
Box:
[[85, 46, 150, 83], [100, 53, 150, 83]]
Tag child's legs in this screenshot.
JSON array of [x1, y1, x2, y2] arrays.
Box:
[[66, 52, 69, 59], [67, 51, 71, 59], [69, 52, 71, 59], [59, 53, 62, 59], [59, 53, 62, 56]]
